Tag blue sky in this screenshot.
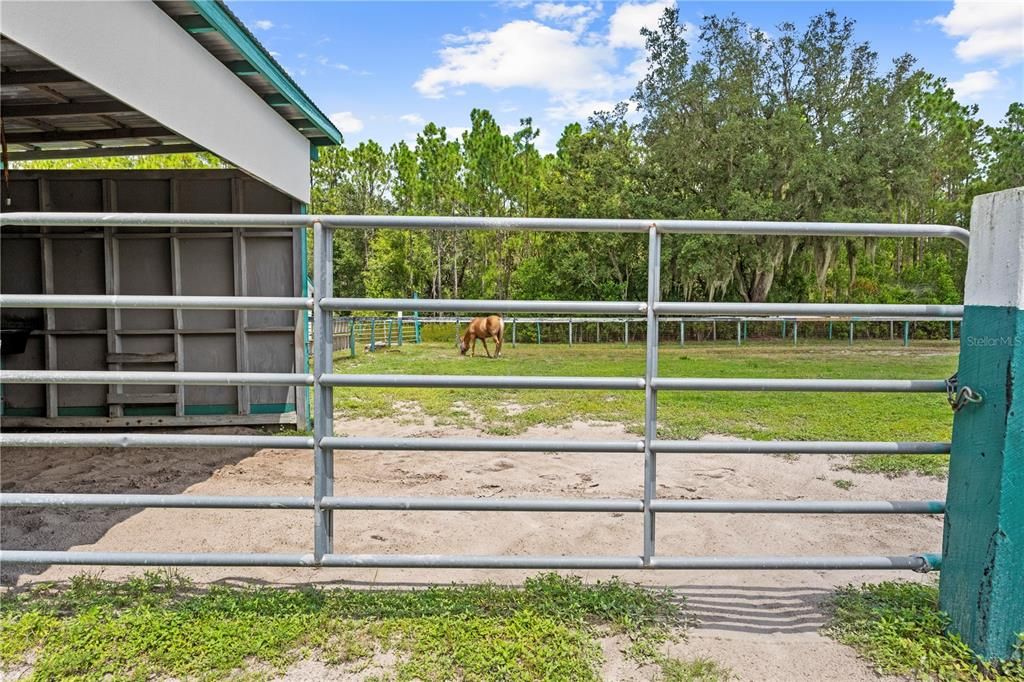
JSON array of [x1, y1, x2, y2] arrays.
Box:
[[228, 1, 1023, 152]]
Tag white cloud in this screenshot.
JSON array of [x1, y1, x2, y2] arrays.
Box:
[[415, 20, 616, 99], [534, 2, 603, 33], [545, 96, 618, 122], [608, 0, 675, 49], [949, 69, 1001, 101], [545, 97, 639, 123], [254, 19, 274, 31], [329, 111, 364, 134], [316, 56, 350, 71], [535, 2, 592, 22], [445, 126, 469, 139], [932, 1, 1024, 64], [400, 113, 426, 125]]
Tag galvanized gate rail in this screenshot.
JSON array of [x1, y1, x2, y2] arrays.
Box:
[[0, 212, 969, 571]]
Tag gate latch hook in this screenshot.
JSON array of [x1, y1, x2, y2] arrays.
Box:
[[946, 372, 983, 413]]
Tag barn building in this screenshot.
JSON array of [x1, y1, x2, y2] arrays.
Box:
[[0, 1, 342, 427]]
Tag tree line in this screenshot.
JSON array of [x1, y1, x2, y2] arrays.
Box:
[[313, 9, 1022, 306]]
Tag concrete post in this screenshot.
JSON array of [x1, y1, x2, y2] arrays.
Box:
[[940, 187, 1024, 661]]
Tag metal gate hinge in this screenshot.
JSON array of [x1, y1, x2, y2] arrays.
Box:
[[945, 372, 983, 413]]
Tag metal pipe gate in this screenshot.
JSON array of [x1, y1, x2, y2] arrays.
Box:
[[0, 212, 969, 571]]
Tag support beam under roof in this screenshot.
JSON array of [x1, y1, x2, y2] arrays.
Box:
[[3, 101, 137, 119], [1, 68, 77, 86], [4, 126, 175, 145], [7, 143, 205, 161]]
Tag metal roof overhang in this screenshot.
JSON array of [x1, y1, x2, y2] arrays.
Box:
[[1, 1, 342, 203]]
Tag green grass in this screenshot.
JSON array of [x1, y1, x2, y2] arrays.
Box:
[[824, 581, 1024, 681], [0, 571, 690, 681], [333, 340, 958, 476], [659, 656, 733, 682]]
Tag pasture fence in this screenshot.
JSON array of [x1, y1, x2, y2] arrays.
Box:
[[330, 314, 959, 354], [1, 191, 1021, 660]]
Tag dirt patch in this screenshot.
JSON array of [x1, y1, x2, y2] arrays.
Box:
[[1, 418, 945, 680]]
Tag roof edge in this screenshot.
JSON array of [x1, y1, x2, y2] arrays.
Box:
[[190, 0, 342, 146]]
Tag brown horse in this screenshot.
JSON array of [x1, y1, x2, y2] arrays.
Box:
[[458, 315, 504, 358]]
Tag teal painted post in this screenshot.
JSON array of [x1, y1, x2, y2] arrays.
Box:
[[743, 320, 748, 341], [398, 317, 403, 346], [413, 293, 421, 344], [903, 320, 910, 347], [386, 319, 393, 347], [849, 321, 854, 345], [781, 320, 786, 339], [536, 321, 541, 344], [950, 319, 955, 340], [370, 318, 376, 352], [828, 321, 833, 340], [349, 318, 356, 357], [940, 188, 1024, 661]]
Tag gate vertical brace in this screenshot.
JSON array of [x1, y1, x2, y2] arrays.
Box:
[[643, 225, 661, 564], [940, 187, 1024, 661], [312, 219, 334, 562]]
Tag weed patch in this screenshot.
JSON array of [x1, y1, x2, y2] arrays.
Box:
[[1, 571, 691, 681], [824, 581, 1024, 681]]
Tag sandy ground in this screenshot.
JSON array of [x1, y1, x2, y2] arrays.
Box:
[[1, 413, 947, 681]]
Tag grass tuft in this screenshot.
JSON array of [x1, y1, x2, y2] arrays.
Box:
[[844, 454, 950, 478], [659, 656, 734, 681], [1, 571, 689, 681], [824, 581, 1024, 681]]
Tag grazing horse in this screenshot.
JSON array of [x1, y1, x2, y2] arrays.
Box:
[[458, 315, 504, 358]]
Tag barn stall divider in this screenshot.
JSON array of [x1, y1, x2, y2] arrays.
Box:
[[2, 188, 1021, 659]]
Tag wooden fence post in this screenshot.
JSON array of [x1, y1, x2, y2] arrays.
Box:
[[940, 187, 1024, 661]]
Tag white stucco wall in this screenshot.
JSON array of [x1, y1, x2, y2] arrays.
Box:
[[2, 0, 311, 203]]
